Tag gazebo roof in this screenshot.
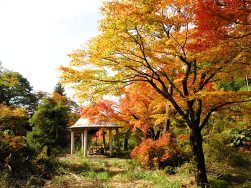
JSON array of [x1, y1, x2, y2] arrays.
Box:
[[69, 118, 122, 130]]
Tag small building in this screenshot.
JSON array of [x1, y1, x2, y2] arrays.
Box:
[[69, 118, 122, 157]]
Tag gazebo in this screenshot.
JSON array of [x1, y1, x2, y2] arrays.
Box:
[[69, 118, 122, 157]]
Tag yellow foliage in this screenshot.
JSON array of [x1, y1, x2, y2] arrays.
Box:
[[60, 0, 250, 131]]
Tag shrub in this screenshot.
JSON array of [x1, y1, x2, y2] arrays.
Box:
[[130, 133, 179, 168], [230, 128, 251, 148], [204, 132, 250, 171], [0, 132, 62, 187], [0, 133, 27, 169]]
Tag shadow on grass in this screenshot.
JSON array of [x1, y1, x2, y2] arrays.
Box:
[[209, 166, 251, 188]]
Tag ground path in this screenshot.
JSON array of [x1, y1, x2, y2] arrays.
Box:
[[44, 154, 185, 188]]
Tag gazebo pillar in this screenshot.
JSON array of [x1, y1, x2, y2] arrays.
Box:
[[83, 129, 88, 157], [109, 129, 113, 157], [70, 130, 75, 154], [116, 128, 120, 153], [81, 132, 84, 151]]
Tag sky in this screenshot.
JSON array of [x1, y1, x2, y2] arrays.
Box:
[[0, 0, 102, 96]]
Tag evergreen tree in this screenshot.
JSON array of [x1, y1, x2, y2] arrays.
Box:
[[27, 95, 70, 152], [54, 82, 66, 96]]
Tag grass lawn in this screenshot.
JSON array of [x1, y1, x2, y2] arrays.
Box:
[[2, 151, 250, 187], [44, 154, 189, 188]]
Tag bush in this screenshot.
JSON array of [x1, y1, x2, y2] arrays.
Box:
[[130, 133, 179, 168], [0, 133, 28, 170], [204, 132, 251, 172], [0, 132, 62, 187], [230, 128, 251, 148]]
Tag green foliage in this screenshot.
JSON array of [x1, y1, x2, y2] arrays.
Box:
[[126, 131, 141, 150], [54, 82, 66, 96], [204, 132, 250, 170], [0, 68, 38, 114], [208, 174, 230, 188], [27, 97, 71, 152], [0, 66, 39, 135], [0, 171, 8, 187], [164, 166, 176, 175], [219, 79, 249, 91], [230, 128, 251, 147], [175, 162, 194, 176]]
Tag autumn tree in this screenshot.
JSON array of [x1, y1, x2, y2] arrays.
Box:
[[0, 65, 38, 133], [60, 0, 251, 186], [0, 65, 37, 176], [79, 84, 157, 151], [0, 104, 28, 135], [115, 82, 171, 139], [80, 82, 174, 146]]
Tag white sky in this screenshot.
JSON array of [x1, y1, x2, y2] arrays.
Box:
[[0, 0, 102, 95]]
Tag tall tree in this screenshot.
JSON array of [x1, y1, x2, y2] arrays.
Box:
[[27, 93, 71, 151], [60, 0, 250, 186], [0, 66, 38, 133], [0, 69, 38, 114]]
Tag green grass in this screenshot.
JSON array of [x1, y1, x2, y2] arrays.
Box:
[[128, 170, 180, 188], [48, 154, 183, 188], [23, 150, 248, 188], [80, 170, 112, 182]]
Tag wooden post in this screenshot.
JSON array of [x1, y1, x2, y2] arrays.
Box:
[[116, 128, 120, 154], [70, 130, 74, 154], [81, 132, 84, 151], [84, 129, 88, 157], [109, 129, 113, 157], [102, 131, 106, 153]]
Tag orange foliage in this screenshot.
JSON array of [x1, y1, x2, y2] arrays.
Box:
[[118, 82, 170, 137], [80, 100, 118, 124], [0, 134, 26, 151], [194, 0, 251, 47], [79, 82, 168, 139], [131, 133, 179, 168], [51, 92, 68, 102]]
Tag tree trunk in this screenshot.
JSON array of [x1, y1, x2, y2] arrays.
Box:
[[190, 128, 208, 187], [163, 118, 170, 133]]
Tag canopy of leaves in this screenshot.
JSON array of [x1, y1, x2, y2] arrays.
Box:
[[195, 0, 251, 42], [60, 0, 250, 130], [0, 104, 28, 135], [0, 68, 38, 114]]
